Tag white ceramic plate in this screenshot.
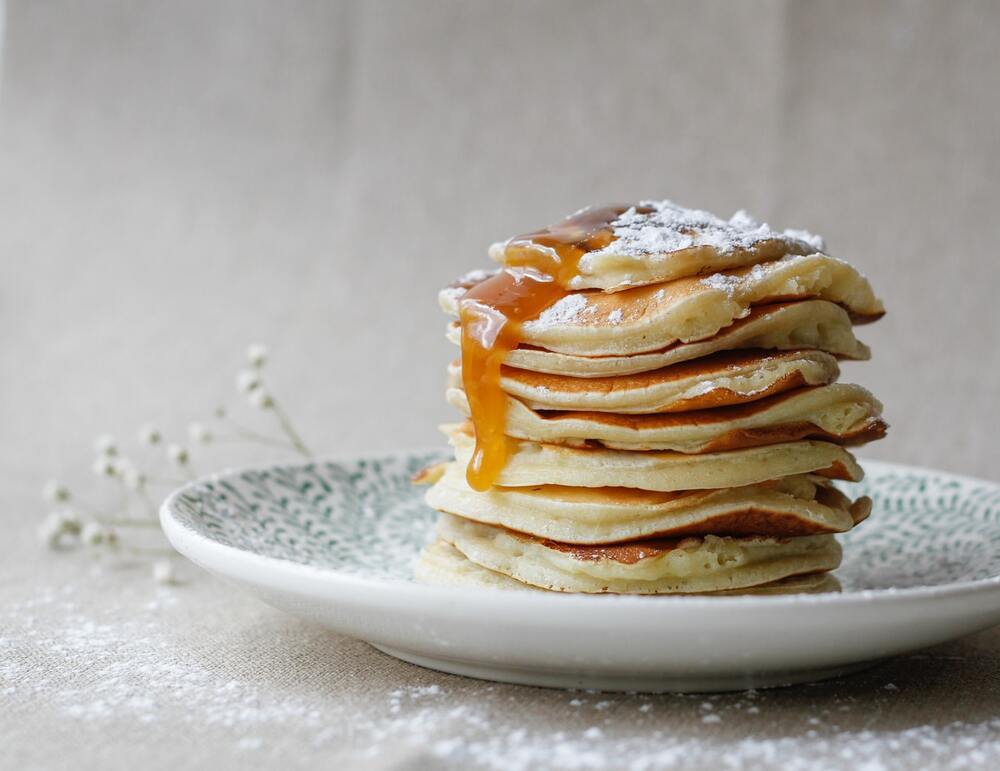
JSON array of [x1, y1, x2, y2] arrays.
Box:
[[161, 453, 1000, 692]]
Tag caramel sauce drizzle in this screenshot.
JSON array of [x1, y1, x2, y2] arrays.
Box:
[[459, 204, 653, 491]]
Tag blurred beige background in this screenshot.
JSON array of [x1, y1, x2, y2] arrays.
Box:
[[2, 0, 999, 508], [4, 4, 1000, 769]]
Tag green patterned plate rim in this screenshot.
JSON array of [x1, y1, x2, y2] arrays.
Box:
[[162, 451, 1000, 598]]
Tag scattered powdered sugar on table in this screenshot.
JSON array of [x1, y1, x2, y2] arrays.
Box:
[[4, 582, 998, 770], [3, 585, 329, 731], [344, 686, 1000, 771], [585, 200, 826, 260]]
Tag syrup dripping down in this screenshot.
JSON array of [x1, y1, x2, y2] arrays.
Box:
[[459, 204, 653, 491]]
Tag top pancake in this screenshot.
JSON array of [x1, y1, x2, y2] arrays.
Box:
[[489, 200, 823, 292], [441, 253, 884, 357]]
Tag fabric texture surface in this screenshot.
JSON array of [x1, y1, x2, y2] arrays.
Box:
[[2, 1, 999, 768]]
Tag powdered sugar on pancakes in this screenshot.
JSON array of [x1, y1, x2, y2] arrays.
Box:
[[699, 273, 744, 294], [583, 201, 825, 263], [530, 294, 594, 328]]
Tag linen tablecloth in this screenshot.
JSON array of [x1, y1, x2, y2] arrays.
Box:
[[3, 2, 1000, 767]]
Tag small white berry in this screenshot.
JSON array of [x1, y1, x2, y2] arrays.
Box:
[[112, 456, 135, 474], [122, 466, 147, 491], [93, 434, 118, 457], [81, 521, 106, 546], [249, 390, 274, 409], [92, 456, 118, 477], [236, 370, 261, 393], [167, 444, 190, 466], [188, 422, 212, 444], [38, 509, 80, 548], [59, 509, 82, 534], [42, 480, 71, 504], [152, 559, 176, 585], [38, 514, 64, 548], [246, 343, 269, 369], [138, 424, 162, 446]]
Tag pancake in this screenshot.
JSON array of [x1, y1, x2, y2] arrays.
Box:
[[436, 512, 842, 594], [450, 350, 840, 414], [416, 538, 532, 590], [426, 462, 872, 542], [416, 538, 842, 594], [488, 201, 822, 292], [440, 253, 884, 357], [446, 299, 870, 377], [446, 383, 887, 452], [445, 424, 864, 491], [713, 571, 842, 595]]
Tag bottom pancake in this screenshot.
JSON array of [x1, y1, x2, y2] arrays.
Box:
[[436, 513, 841, 594], [416, 538, 531, 590], [416, 537, 842, 595]]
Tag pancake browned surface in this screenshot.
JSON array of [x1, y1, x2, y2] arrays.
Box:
[[440, 253, 884, 357], [435, 512, 843, 594], [446, 383, 886, 452], [445, 424, 864, 491], [426, 462, 871, 543], [416, 538, 844, 595], [446, 299, 871, 377], [466, 349, 841, 414], [489, 200, 821, 292]]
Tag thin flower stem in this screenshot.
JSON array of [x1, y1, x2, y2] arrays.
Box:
[[101, 499, 129, 520], [112, 476, 159, 518], [125, 546, 176, 557], [219, 413, 268, 437], [270, 399, 312, 458], [146, 475, 188, 486], [72, 495, 109, 518], [218, 416, 293, 448], [96, 517, 162, 529], [213, 433, 294, 450], [137, 488, 159, 518]]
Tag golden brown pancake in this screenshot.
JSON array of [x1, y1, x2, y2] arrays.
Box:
[[450, 349, 840, 414], [440, 254, 884, 357], [416, 538, 843, 594], [425, 461, 872, 542], [445, 423, 864, 491], [436, 512, 842, 594], [445, 383, 887, 452], [488, 201, 822, 292], [446, 299, 871, 377]]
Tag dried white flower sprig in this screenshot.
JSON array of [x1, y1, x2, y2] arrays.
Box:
[[40, 343, 313, 584]]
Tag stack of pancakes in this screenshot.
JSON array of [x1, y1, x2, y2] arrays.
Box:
[[417, 200, 886, 594]]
